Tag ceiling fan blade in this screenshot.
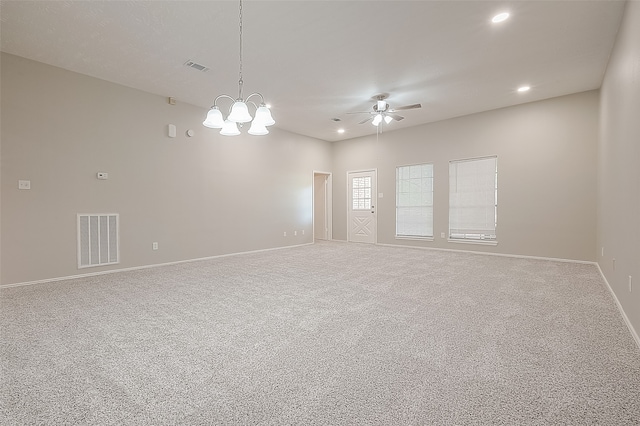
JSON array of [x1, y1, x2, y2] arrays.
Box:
[[388, 113, 404, 121], [345, 111, 372, 115], [359, 117, 373, 125], [391, 103, 422, 111]]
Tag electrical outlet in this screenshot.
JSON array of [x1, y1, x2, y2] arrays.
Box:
[[441, 232, 445, 239], [629, 276, 633, 293], [18, 180, 31, 190], [152, 242, 158, 250], [283, 231, 287, 237], [302, 230, 305, 235], [294, 231, 297, 236]]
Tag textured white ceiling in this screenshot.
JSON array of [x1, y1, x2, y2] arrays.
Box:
[[0, 0, 626, 141]]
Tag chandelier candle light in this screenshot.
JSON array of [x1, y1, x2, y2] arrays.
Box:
[[203, 0, 275, 136]]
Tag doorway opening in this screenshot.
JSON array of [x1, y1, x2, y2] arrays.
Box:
[[313, 172, 332, 241]]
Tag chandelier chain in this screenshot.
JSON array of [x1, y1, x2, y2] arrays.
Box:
[[202, 0, 274, 135], [238, 0, 243, 100]]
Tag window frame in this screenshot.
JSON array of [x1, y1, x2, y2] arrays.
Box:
[[351, 175, 372, 211], [448, 156, 498, 245], [395, 162, 434, 240]]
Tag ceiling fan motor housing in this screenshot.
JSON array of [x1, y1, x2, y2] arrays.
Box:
[[373, 100, 388, 112]]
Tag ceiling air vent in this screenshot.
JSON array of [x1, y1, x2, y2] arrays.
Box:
[[184, 60, 209, 72]]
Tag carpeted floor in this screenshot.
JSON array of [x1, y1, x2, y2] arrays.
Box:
[[1, 241, 639, 425]]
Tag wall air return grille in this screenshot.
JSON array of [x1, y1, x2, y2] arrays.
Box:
[[77, 214, 119, 269]]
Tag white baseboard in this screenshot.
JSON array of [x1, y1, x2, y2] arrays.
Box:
[[596, 263, 640, 351], [376, 242, 596, 265], [0, 243, 313, 289]]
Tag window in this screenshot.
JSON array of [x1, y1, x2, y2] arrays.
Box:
[[449, 156, 497, 242], [396, 163, 434, 238], [352, 176, 372, 210]]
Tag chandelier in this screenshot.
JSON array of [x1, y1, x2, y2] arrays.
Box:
[[202, 0, 275, 136]]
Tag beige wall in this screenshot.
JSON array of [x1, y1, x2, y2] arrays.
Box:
[[332, 91, 599, 262], [598, 1, 640, 341], [1, 53, 332, 285]]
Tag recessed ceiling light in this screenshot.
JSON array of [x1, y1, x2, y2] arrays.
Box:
[[517, 85, 531, 93], [337, 129, 345, 134], [492, 12, 510, 23]]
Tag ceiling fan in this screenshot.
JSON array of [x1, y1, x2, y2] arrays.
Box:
[[347, 94, 422, 126]]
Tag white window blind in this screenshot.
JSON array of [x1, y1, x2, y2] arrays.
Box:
[[449, 157, 497, 241], [396, 163, 434, 238]]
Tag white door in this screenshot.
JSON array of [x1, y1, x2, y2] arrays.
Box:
[[347, 170, 377, 244]]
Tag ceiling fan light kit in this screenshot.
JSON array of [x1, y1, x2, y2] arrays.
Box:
[[349, 93, 422, 127], [202, 0, 275, 136]]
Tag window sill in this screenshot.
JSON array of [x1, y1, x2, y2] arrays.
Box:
[[395, 235, 434, 242], [447, 239, 498, 246]]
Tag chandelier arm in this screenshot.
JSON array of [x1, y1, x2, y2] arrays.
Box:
[[245, 92, 266, 105], [213, 94, 236, 107]]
